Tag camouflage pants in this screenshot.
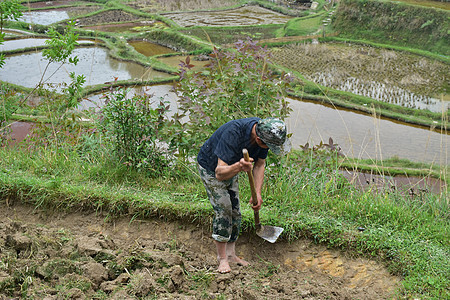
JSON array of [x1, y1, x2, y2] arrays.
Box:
[[197, 164, 241, 243]]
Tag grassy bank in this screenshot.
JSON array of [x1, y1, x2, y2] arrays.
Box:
[[332, 0, 450, 56], [0, 139, 448, 298]]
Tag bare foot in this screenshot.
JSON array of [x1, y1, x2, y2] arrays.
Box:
[[217, 258, 231, 273], [228, 255, 249, 267]]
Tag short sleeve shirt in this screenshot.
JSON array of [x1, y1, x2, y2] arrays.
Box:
[[197, 117, 269, 173]]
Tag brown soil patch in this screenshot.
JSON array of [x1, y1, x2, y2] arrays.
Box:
[[0, 203, 400, 299]]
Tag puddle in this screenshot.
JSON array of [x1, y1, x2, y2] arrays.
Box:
[[340, 170, 446, 195], [19, 10, 70, 25], [129, 40, 176, 57], [163, 5, 292, 27], [83, 21, 168, 33], [0, 38, 95, 52], [0, 47, 172, 90]]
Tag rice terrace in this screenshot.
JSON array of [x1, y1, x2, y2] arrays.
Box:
[[0, 0, 448, 299]]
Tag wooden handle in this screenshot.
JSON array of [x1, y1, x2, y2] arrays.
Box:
[[243, 149, 261, 228]]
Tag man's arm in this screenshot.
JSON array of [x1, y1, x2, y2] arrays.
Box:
[[215, 157, 253, 181], [251, 158, 265, 211]]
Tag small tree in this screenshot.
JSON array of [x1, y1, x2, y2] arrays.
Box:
[[167, 38, 293, 159], [100, 86, 170, 176]]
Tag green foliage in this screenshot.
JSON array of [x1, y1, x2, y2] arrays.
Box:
[[332, 0, 450, 55], [0, 0, 24, 67], [43, 20, 80, 64], [167, 38, 293, 159], [100, 86, 170, 176], [0, 0, 23, 31]]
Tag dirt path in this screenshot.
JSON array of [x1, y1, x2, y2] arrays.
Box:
[[0, 203, 399, 299]]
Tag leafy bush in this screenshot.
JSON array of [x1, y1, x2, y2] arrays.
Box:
[[100, 86, 170, 176]]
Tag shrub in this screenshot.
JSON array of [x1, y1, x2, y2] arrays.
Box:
[[100, 86, 170, 176]]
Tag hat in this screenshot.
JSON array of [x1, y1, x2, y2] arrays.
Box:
[[255, 118, 291, 155]]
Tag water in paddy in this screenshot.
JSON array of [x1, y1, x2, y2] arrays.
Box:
[[163, 5, 292, 27], [129, 41, 176, 57], [83, 21, 168, 33], [81, 85, 449, 164], [0, 38, 95, 52], [271, 43, 449, 113], [0, 47, 172, 89], [19, 11, 70, 25]]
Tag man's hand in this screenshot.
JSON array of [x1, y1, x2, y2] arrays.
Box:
[[238, 157, 253, 173], [250, 195, 263, 211], [215, 157, 253, 181]]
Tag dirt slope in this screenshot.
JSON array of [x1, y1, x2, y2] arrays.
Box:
[[0, 203, 399, 299]]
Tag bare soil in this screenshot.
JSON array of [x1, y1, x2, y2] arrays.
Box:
[[0, 203, 400, 299]]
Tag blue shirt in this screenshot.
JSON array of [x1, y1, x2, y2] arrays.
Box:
[[197, 118, 269, 173]]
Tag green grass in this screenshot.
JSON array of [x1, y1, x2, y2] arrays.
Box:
[[0, 138, 448, 299]]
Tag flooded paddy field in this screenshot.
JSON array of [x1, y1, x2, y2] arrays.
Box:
[[271, 42, 449, 112], [0, 37, 96, 52], [178, 25, 282, 45], [19, 5, 102, 25], [83, 21, 168, 33], [129, 40, 177, 56], [163, 5, 293, 27], [126, 0, 240, 13], [0, 47, 172, 90]]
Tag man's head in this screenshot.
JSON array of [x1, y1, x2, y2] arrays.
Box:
[[255, 118, 291, 155]]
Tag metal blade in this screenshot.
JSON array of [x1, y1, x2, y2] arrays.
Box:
[[256, 225, 284, 243]]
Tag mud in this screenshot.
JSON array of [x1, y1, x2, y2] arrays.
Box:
[[0, 203, 399, 299]]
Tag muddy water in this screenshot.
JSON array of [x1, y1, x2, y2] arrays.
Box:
[[129, 40, 176, 57], [81, 84, 448, 164], [0, 47, 172, 90], [83, 21, 168, 33], [163, 5, 292, 27], [157, 55, 211, 72]]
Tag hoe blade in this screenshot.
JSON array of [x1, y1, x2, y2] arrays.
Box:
[[256, 225, 284, 243]]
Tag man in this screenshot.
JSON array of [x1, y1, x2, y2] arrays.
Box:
[[197, 117, 291, 273]]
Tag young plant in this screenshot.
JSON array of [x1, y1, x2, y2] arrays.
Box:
[[100, 86, 171, 176]]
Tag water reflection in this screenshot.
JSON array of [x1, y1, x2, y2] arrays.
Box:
[[287, 98, 448, 165], [0, 38, 95, 52], [81, 85, 448, 164], [19, 11, 70, 25], [163, 5, 292, 27], [0, 47, 172, 89]]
